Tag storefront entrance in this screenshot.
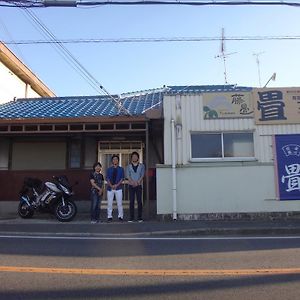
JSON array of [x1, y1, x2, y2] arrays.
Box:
[[98, 141, 144, 202]]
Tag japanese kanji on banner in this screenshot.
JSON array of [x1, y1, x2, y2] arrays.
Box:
[[274, 134, 300, 200], [253, 88, 300, 125]]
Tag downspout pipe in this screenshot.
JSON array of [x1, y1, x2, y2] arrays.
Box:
[[171, 119, 177, 220]]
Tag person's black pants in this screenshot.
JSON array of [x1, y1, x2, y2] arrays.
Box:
[[129, 185, 142, 220]]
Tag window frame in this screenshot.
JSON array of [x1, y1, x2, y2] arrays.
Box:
[[190, 131, 256, 162]]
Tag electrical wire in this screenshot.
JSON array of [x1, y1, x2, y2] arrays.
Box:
[[2, 0, 300, 8], [77, 0, 300, 8], [15, 8, 132, 114], [0, 16, 28, 63], [21, 8, 106, 95], [3, 35, 300, 44]]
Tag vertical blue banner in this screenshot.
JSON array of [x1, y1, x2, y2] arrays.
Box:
[[275, 134, 300, 200]]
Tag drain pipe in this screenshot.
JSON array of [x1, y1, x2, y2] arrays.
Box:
[[171, 119, 177, 220]]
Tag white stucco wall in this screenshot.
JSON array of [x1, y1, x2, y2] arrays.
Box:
[[157, 163, 300, 214], [163, 94, 300, 165], [0, 62, 40, 103], [158, 92, 300, 215]]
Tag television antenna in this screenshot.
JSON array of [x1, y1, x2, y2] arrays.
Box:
[[215, 28, 237, 84], [253, 51, 265, 87]]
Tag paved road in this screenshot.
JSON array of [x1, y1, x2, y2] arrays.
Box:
[[1, 235, 300, 299], [2, 218, 300, 236]]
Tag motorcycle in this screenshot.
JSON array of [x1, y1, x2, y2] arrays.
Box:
[[18, 175, 77, 222]]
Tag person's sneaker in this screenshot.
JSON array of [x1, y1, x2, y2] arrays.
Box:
[[127, 219, 134, 223], [118, 217, 123, 222], [107, 217, 113, 222], [138, 219, 143, 223], [91, 220, 97, 224]]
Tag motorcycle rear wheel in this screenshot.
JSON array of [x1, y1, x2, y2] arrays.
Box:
[[54, 200, 77, 222], [18, 202, 34, 219]]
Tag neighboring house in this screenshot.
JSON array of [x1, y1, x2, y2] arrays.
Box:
[[157, 85, 300, 219], [0, 42, 55, 103], [0, 89, 164, 217]]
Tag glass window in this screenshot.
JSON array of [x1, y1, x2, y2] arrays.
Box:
[[84, 137, 97, 169], [191, 132, 254, 159], [191, 133, 222, 158], [0, 138, 9, 170], [70, 140, 81, 168], [223, 133, 254, 158]]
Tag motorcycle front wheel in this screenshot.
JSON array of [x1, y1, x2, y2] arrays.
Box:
[[18, 201, 34, 219], [54, 200, 77, 222]]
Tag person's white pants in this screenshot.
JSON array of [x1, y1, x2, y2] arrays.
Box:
[[107, 189, 123, 219]]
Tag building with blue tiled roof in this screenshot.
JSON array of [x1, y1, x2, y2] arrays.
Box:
[[0, 86, 168, 214], [1, 84, 299, 220], [0, 84, 250, 215]]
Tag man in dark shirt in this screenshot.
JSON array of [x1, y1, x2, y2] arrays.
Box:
[[89, 162, 104, 224]]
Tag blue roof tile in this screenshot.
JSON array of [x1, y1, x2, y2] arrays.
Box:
[[0, 92, 164, 120], [0, 85, 252, 120]]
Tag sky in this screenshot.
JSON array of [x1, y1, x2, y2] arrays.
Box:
[[1, 2, 300, 96]]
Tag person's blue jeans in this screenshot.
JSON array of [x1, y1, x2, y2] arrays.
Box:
[[129, 185, 142, 220], [90, 190, 101, 221]]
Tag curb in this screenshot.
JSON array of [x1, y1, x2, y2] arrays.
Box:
[[1, 227, 300, 238]]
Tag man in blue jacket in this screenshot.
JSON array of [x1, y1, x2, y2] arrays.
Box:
[[106, 155, 124, 222]]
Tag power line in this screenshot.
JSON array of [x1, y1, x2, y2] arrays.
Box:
[[17, 8, 132, 115], [0, 15, 28, 63], [76, 0, 300, 8], [2, 0, 300, 8], [3, 35, 300, 44], [21, 8, 106, 95]]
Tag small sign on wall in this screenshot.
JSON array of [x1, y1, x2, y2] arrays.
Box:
[[203, 92, 253, 119], [274, 134, 300, 200]]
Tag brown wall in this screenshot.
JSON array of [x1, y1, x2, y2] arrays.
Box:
[[0, 169, 157, 201], [0, 170, 91, 201], [11, 141, 67, 170]]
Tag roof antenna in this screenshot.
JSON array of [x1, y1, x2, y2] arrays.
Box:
[[253, 51, 265, 87], [215, 28, 237, 84]]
